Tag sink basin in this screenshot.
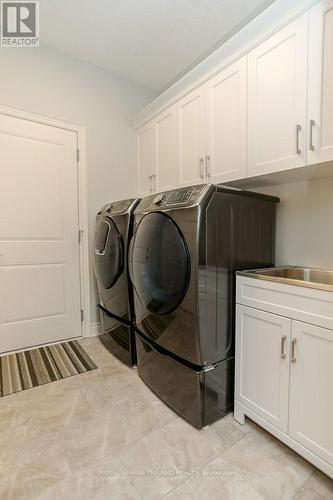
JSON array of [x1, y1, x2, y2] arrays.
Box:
[[237, 266, 333, 292]]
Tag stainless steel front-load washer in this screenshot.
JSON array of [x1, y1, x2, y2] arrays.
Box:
[[129, 184, 279, 426], [94, 198, 140, 366]]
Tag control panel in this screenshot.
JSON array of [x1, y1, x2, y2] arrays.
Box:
[[150, 185, 208, 209], [167, 187, 194, 205], [100, 199, 135, 215]]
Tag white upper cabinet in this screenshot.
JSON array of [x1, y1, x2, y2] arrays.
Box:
[[248, 14, 309, 176], [155, 105, 179, 191], [178, 86, 206, 187], [137, 121, 156, 197], [308, 0, 333, 164], [289, 321, 333, 468], [135, 1, 333, 194], [206, 56, 248, 183]]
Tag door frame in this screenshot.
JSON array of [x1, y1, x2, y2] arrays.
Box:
[[0, 103, 91, 339]]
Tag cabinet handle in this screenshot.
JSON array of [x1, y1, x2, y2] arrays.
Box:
[[296, 124, 302, 155], [280, 335, 287, 359], [199, 157, 204, 179], [148, 175, 152, 193], [291, 338, 297, 363], [153, 174, 156, 192], [205, 155, 211, 178], [309, 119, 315, 152]]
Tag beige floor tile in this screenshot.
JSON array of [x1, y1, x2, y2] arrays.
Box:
[[119, 417, 226, 499], [15, 387, 95, 433], [210, 413, 249, 449], [42, 368, 99, 397], [2, 335, 331, 500], [60, 396, 176, 470], [294, 469, 333, 500], [208, 427, 313, 500], [0, 385, 47, 410], [0, 407, 33, 453], [119, 429, 185, 498], [2, 430, 71, 485], [34, 453, 142, 500], [164, 467, 264, 500], [97, 369, 156, 408], [0, 474, 42, 500], [79, 336, 131, 371]]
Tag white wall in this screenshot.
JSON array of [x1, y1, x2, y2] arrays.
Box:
[[0, 45, 156, 327], [257, 177, 333, 269]]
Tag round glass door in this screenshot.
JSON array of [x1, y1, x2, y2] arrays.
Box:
[[94, 217, 124, 289], [130, 212, 190, 315]]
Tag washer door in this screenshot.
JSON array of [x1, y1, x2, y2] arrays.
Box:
[[94, 217, 124, 289], [130, 212, 190, 315]]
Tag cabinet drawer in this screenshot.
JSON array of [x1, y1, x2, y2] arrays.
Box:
[[236, 276, 333, 331]]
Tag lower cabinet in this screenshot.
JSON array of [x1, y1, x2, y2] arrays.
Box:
[[235, 303, 333, 478], [235, 306, 291, 432], [289, 321, 333, 467]]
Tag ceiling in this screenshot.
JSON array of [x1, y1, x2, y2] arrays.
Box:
[[40, 0, 275, 92]]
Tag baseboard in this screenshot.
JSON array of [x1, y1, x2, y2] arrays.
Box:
[[89, 322, 101, 337]]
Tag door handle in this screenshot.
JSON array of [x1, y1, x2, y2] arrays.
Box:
[[291, 338, 297, 363], [309, 119, 315, 152], [199, 157, 204, 179], [296, 124, 302, 155], [280, 335, 287, 359], [205, 155, 211, 178]]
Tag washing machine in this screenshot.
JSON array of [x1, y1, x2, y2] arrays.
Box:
[[129, 184, 279, 426], [94, 198, 140, 366]]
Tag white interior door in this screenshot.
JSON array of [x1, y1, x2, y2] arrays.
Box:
[[206, 56, 248, 184], [0, 113, 82, 354], [289, 321, 333, 467], [308, 0, 333, 164], [178, 87, 206, 187], [247, 14, 308, 176], [235, 305, 291, 432]]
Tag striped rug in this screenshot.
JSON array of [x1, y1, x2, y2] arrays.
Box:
[[0, 340, 97, 397]]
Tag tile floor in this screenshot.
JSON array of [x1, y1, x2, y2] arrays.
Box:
[[0, 335, 332, 500]]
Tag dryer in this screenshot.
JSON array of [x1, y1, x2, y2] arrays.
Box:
[[129, 184, 279, 426], [94, 198, 140, 366]]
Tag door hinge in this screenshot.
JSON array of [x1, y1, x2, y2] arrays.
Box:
[[78, 229, 83, 243], [80, 309, 84, 322], [76, 149, 80, 162]]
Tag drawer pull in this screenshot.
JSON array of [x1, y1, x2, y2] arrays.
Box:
[[199, 157, 204, 179], [291, 338, 297, 363], [309, 119, 315, 152], [280, 335, 287, 359], [296, 124, 302, 155]]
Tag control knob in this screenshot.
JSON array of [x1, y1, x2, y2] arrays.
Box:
[[153, 194, 165, 205]]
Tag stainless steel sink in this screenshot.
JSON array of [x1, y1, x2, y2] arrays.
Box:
[[237, 266, 333, 292]]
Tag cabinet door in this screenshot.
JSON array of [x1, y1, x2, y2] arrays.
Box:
[[235, 305, 291, 432], [178, 87, 206, 187], [156, 106, 179, 192], [206, 56, 247, 183], [289, 321, 333, 466], [248, 14, 308, 176], [137, 122, 156, 197], [308, 0, 333, 164]]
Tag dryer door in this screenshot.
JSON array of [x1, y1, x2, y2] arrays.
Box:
[[94, 217, 124, 289], [130, 212, 190, 315]]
